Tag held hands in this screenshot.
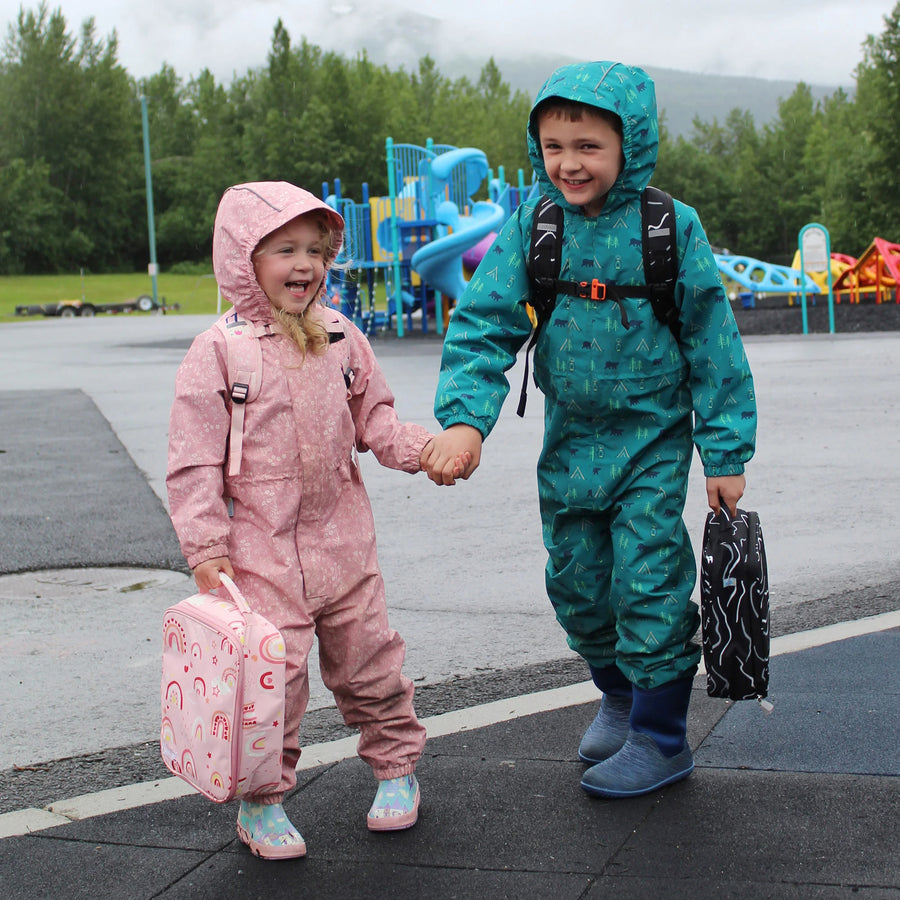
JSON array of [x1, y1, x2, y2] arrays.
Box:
[[706, 474, 746, 516], [420, 424, 483, 486], [193, 556, 235, 593]]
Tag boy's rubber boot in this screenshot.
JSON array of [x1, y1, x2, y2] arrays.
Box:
[[578, 664, 633, 764], [580, 677, 695, 798]]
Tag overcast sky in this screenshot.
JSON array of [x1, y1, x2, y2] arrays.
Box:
[[1, 0, 895, 87]]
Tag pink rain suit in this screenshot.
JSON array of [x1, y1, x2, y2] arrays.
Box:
[[167, 182, 430, 803]]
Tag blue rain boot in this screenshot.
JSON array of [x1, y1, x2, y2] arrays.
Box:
[[367, 774, 420, 832], [578, 664, 633, 764], [581, 677, 694, 798], [236, 801, 306, 860]]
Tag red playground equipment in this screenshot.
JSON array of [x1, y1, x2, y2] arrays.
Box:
[[832, 238, 900, 304]]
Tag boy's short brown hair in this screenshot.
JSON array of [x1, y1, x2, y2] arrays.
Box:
[[532, 98, 623, 138]]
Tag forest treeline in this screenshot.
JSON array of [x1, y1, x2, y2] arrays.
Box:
[[1, 1, 899, 275]]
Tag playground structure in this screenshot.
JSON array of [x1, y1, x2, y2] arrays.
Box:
[[715, 254, 820, 303], [323, 138, 534, 336], [789, 250, 856, 298], [830, 238, 900, 303], [323, 142, 899, 337], [720, 240, 900, 310]]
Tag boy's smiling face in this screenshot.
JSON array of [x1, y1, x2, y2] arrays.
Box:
[[252, 215, 327, 315], [537, 107, 624, 217]]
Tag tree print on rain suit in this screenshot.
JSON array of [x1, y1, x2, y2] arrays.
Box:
[[435, 63, 757, 689], [168, 183, 429, 803]]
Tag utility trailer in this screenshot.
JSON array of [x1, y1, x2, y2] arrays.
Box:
[[15, 295, 178, 317]]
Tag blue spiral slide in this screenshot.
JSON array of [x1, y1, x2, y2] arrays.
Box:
[[411, 149, 505, 301]]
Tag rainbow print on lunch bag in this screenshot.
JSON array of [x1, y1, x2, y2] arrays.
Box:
[[160, 574, 286, 802]]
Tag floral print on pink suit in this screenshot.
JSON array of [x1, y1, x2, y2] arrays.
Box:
[[167, 182, 430, 804]]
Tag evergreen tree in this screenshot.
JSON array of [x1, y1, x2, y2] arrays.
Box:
[[1, 3, 896, 272], [853, 1, 900, 242], [0, 3, 137, 272]]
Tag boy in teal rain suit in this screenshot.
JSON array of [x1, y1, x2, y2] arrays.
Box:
[[422, 61, 757, 798]]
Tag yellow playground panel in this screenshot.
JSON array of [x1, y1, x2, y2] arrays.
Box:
[[368, 195, 424, 287], [789, 250, 853, 290], [787, 251, 854, 305]]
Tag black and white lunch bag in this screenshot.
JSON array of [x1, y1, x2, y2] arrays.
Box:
[[699, 507, 771, 705]]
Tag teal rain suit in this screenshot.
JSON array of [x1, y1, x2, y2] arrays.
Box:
[[434, 62, 757, 689]]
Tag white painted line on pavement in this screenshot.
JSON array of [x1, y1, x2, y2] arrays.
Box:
[[2, 610, 897, 838], [46, 775, 196, 822], [770, 609, 900, 655], [0, 808, 70, 838]]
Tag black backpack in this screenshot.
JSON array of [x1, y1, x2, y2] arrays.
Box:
[[517, 185, 679, 416], [700, 507, 771, 706]]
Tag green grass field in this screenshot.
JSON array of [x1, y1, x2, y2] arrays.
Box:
[[0, 272, 221, 322], [0, 271, 394, 322]]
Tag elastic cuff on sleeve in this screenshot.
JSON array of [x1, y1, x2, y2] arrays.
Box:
[[436, 416, 490, 440], [409, 428, 435, 470], [701, 462, 746, 478], [186, 544, 230, 570]]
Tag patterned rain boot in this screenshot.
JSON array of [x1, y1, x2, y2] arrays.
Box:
[[578, 664, 633, 764], [581, 677, 694, 798], [236, 801, 307, 860], [367, 774, 420, 832]]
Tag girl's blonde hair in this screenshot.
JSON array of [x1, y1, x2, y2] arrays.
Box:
[[255, 208, 346, 358]]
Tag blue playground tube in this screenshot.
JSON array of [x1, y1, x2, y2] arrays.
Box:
[[428, 147, 490, 207], [411, 199, 505, 301], [715, 254, 820, 294]]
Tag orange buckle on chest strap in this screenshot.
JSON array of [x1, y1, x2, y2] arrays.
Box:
[[577, 279, 606, 301]]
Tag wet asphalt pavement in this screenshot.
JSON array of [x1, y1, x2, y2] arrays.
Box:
[[0, 314, 897, 897]]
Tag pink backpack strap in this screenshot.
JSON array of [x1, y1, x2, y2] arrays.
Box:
[[215, 311, 272, 477], [321, 309, 353, 390]]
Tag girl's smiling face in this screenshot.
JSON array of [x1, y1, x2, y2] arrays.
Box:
[[253, 215, 327, 315], [537, 108, 624, 217]]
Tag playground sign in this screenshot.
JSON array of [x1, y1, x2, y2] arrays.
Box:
[[798, 223, 835, 334]]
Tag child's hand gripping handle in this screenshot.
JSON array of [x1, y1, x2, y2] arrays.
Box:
[[216, 571, 253, 617]]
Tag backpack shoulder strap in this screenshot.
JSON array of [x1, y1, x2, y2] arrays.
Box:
[[519, 197, 565, 417], [641, 186, 680, 338], [215, 310, 269, 477], [517, 189, 679, 417], [526, 195, 565, 327], [319, 307, 354, 390]]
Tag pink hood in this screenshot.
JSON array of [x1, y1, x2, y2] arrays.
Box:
[[212, 182, 344, 323]]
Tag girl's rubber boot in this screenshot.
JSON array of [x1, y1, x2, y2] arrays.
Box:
[[578, 664, 633, 764], [367, 774, 420, 831], [236, 801, 307, 860], [580, 677, 694, 798]]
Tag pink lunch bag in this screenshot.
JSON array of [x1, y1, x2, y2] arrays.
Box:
[[160, 573, 286, 802]]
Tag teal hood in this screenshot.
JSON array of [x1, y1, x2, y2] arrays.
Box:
[[527, 61, 659, 215]]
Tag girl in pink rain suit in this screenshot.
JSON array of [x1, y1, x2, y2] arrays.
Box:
[[167, 182, 440, 860]]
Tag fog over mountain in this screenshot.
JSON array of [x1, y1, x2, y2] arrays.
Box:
[[303, 3, 852, 137], [0, 0, 860, 137]]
